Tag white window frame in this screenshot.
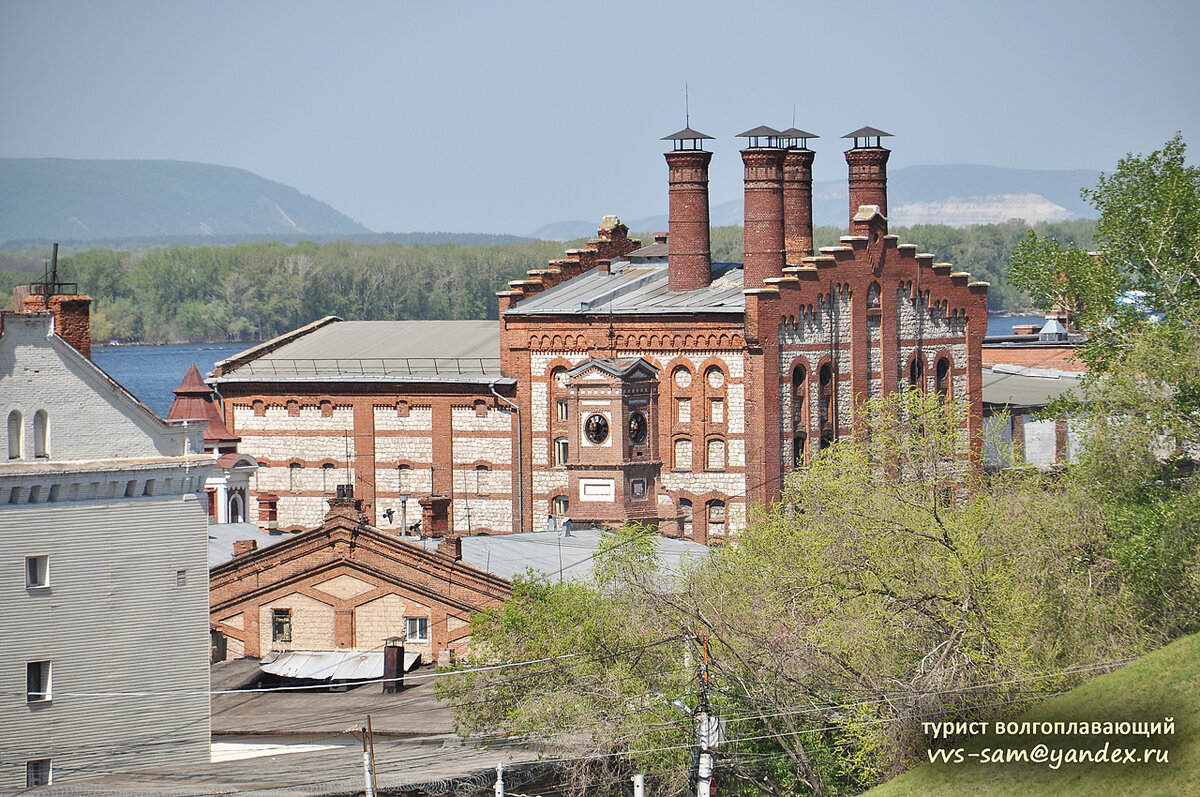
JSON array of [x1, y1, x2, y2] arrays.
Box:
[[26, 759, 51, 788], [406, 616, 430, 643], [25, 555, 49, 589], [26, 660, 51, 703], [553, 437, 568, 467], [556, 400, 569, 422]]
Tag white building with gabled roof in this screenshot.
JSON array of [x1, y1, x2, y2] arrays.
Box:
[[0, 302, 213, 790]]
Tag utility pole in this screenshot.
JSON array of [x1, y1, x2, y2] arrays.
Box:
[[696, 637, 717, 797], [361, 715, 376, 797]]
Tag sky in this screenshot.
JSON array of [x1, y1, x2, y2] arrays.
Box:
[[2, 0, 1197, 235]]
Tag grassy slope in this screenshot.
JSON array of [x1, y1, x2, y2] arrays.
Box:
[[864, 633, 1200, 797]]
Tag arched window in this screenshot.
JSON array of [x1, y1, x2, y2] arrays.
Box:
[[474, 464, 489, 496], [397, 463, 412, 494], [288, 462, 303, 491], [33, 411, 48, 459], [818, 363, 834, 450], [7, 411, 22, 460], [705, 367, 726, 424], [935, 357, 951, 403], [706, 438, 726, 470], [553, 437, 568, 467], [674, 438, 692, 470], [792, 365, 808, 465], [229, 493, 245, 523], [321, 463, 336, 492], [909, 355, 926, 391], [707, 500, 726, 538], [552, 495, 569, 515], [679, 498, 694, 537]]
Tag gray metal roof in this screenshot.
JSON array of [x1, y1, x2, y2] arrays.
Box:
[[507, 260, 746, 316], [212, 320, 507, 384], [208, 522, 290, 567], [410, 527, 709, 584], [843, 125, 893, 139], [982, 366, 1083, 410], [662, 126, 714, 141]]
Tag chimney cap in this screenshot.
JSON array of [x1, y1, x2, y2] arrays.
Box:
[[842, 126, 893, 147], [779, 127, 818, 148], [737, 125, 782, 147], [662, 126, 714, 150]]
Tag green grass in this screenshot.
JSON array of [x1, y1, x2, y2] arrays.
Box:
[[864, 633, 1200, 797]]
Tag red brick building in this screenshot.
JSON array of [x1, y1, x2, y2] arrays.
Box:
[[209, 126, 988, 542]]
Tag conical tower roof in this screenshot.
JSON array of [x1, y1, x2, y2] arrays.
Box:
[[166, 364, 240, 448]]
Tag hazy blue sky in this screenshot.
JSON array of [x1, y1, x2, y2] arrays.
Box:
[[2, 0, 1196, 234]]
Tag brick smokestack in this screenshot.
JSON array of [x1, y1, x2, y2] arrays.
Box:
[[740, 126, 786, 289], [843, 127, 893, 233], [783, 147, 816, 263], [662, 127, 714, 291]]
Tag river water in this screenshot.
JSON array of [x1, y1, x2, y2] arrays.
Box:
[[92, 314, 1043, 418]]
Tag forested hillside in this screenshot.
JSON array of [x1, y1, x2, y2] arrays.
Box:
[[0, 219, 1092, 344]]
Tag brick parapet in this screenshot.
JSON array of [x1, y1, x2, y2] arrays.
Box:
[[18, 293, 92, 358]]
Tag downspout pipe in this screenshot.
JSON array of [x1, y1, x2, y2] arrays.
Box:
[[490, 381, 524, 533]]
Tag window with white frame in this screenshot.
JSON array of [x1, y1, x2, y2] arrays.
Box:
[[26, 660, 51, 702], [26, 759, 51, 788], [557, 400, 569, 422], [25, 555, 49, 589], [406, 616, 430, 642], [552, 495, 569, 515], [553, 437, 568, 467]]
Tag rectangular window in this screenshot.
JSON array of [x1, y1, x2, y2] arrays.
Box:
[[26, 660, 51, 702], [710, 399, 725, 424], [554, 438, 568, 467], [271, 609, 292, 643], [406, 616, 430, 642], [176, 569, 187, 587], [676, 398, 691, 423], [25, 555, 49, 588], [556, 401, 569, 422], [26, 760, 51, 788]]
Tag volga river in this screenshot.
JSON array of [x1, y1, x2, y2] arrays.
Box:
[[92, 314, 1042, 418]]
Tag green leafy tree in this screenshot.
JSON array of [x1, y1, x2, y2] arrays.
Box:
[[439, 391, 1144, 796]]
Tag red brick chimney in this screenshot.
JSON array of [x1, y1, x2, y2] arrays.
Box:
[[740, 126, 786, 289], [14, 245, 92, 359], [233, 539, 258, 557], [662, 127, 714, 291], [782, 138, 817, 263], [843, 126, 893, 234]]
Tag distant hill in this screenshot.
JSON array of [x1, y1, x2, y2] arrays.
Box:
[[0, 158, 371, 245], [529, 164, 1102, 239]]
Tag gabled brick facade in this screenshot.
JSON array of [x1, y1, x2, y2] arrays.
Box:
[[210, 496, 510, 663]]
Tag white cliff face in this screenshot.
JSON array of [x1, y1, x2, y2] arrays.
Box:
[[888, 193, 1073, 227]]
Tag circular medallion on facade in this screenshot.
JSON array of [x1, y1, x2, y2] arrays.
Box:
[[628, 411, 647, 444], [674, 368, 692, 389], [707, 368, 725, 389], [584, 414, 610, 444], [553, 369, 569, 388]]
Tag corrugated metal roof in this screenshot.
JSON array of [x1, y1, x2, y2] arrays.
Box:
[[982, 367, 1082, 410], [508, 261, 745, 316], [410, 527, 709, 584], [259, 649, 420, 680], [213, 320, 507, 383]]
